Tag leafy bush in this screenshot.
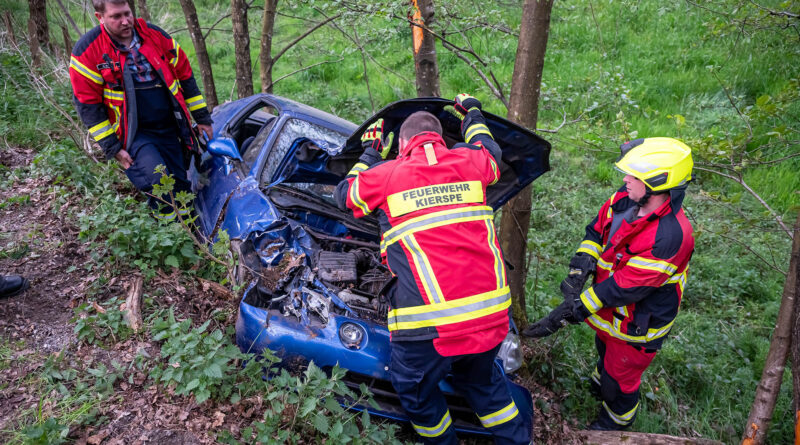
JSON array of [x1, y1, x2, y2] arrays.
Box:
[[72, 297, 132, 345]]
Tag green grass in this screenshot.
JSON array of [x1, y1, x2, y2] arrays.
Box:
[[2, 0, 798, 442]]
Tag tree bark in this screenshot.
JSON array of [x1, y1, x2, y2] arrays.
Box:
[[409, 0, 440, 97], [259, 0, 278, 93], [231, 0, 254, 98], [578, 430, 724, 445], [60, 24, 72, 62], [742, 211, 800, 444], [178, 0, 218, 109], [498, 0, 553, 328], [137, 0, 151, 23], [28, 0, 50, 50], [3, 11, 17, 46], [123, 276, 144, 332], [28, 17, 42, 68]]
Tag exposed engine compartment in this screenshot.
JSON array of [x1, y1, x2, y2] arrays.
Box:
[[240, 195, 392, 327]]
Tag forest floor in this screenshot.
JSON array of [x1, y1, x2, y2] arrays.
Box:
[[0, 146, 581, 444]]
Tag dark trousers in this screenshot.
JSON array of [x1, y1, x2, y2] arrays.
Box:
[[591, 334, 656, 429], [389, 340, 530, 445], [124, 130, 191, 217]]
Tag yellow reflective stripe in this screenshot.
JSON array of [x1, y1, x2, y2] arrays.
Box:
[[664, 268, 688, 293], [110, 104, 121, 133], [606, 192, 616, 219], [603, 401, 639, 425], [185, 94, 206, 111], [478, 401, 519, 428], [580, 287, 603, 313], [597, 258, 613, 271], [577, 239, 602, 260], [102, 88, 124, 101], [488, 158, 500, 186], [401, 234, 444, 305], [153, 211, 176, 221], [628, 256, 678, 275], [168, 80, 179, 96], [170, 38, 181, 66], [465, 123, 493, 143], [485, 220, 506, 289], [348, 176, 371, 215], [387, 286, 510, 331], [591, 366, 601, 384], [412, 410, 452, 437], [89, 120, 114, 140], [70, 56, 103, 84], [381, 206, 494, 254], [347, 162, 369, 176], [587, 314, 675, 343]]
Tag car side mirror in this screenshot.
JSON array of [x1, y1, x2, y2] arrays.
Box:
[[207, 137, 243, 161]]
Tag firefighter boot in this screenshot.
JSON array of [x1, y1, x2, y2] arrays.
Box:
[[0, 275, 29, 298]]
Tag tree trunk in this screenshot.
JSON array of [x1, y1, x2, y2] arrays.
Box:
[[259, 0, 278, 93], [498, 0, 553, 328], [178, 0, 218, 109], [28, 0, 50, 50], [742, 212, 800, 444], [3, 11, 17, 46], [409, 0, 440, 97], [794, 237, 800, 445], [60, 24, 72, 62], [28, 17, 42, 68], [231, 0, 254, 98], [137, 0, 151, 23], [578, 430, 724, 445]]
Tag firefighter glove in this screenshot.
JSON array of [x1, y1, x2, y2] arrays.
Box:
[[361, 118, 394, 160], [560, 253, 597, 301], [521, 301, 578, 338], [454, 93, 482, 117]]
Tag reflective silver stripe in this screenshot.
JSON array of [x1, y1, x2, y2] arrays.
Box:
[[103, 89, 124, 101], [485, 220, 505, 289], [387, 288, 510, 326], [412, 410, 452, 437], [402, 234, 443, 304], [478, 402, 519, 428], [577, 240, 602, 258], [70, 57, 103, 84], [465, 123, 492, 142], [591, 366, 601, 384], [603, 401, 638, 425], [381, 207, 494, 252], [597, 258, 613, 271], [627, 257, 677, 274]]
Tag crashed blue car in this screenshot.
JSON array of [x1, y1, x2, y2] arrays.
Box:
[[193, 94, 551, 436]]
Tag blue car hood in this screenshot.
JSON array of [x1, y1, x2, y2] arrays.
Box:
[[275, 98, 550, 209]]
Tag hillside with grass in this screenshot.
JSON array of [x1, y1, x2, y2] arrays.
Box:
[[0, 0, 798, 444]]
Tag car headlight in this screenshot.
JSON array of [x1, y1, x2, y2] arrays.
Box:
[[496, 331, 523, 374], [339, 322, 366, 350]]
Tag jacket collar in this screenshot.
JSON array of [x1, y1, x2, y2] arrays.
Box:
[[401, 132, 445, 157]]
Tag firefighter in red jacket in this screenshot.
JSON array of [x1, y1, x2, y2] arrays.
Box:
[[69, 0, 212, 220], [335, 95, 529, 444], [523, 138, 695, 431]]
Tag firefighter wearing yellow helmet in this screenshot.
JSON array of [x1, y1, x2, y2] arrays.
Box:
[[523, 138, 696, 431]]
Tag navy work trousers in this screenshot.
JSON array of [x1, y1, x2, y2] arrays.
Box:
[[124, 130, 191, 215], [389, 340, 530, 444]]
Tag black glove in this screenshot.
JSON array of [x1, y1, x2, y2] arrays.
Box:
[[521, 301, 578, 338], [560, 253, 597, 301], [375, 292, 390, 319]]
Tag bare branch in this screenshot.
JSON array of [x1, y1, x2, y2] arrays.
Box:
[[694, 165, 794, 239], [270, 14, 341, 67], [264, 57, 344, 91]]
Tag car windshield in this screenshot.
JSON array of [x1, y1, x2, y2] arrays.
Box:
[[260, 118, 348, 206]]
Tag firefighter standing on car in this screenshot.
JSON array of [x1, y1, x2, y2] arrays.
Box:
[[522, 138, 695, 431], [69, 0, 213, 221], [335, 95, 529, 444]]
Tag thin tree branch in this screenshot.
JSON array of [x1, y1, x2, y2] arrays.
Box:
[[270, 13, 341, 67], [694, 165, 793, 239], [264, 57, 343, 91]]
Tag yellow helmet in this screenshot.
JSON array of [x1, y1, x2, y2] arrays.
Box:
[[615, 137, 693, 192]]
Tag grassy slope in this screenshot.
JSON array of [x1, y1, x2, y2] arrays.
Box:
[[3, 0, 799, 442]]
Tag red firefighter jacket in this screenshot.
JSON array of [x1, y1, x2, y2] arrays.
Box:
[[575, 186, 694, 349], [335, 113, 510, 356], [69, 19, 211, 160]]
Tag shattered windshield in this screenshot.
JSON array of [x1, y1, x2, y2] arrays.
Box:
[[260, 118, 348, 188]]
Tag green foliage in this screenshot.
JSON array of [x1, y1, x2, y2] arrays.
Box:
[[21, 418, 69, 445], [72, 297, 132, 346], [148, 309, 269, 404], [218, 363, 401, 445]]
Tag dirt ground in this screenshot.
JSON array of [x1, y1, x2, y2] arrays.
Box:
[[0, 147, 580, 444]]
